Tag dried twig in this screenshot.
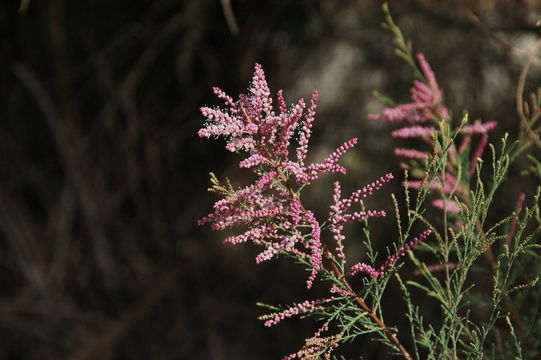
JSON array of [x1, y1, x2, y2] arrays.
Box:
[[220, 0, 240, 35]]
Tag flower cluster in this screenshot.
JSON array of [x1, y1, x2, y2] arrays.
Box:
[[199, 63, 430, 359], [198, 64, 396, 289], [369, 53, 448, 124], [370, 53, 498, 213], [198, 64, 353, 185]]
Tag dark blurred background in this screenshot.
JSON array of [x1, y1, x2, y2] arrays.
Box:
[[1, 0, 541, 359]]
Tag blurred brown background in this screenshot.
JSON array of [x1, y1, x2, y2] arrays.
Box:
[[1, 0, 540, 359]]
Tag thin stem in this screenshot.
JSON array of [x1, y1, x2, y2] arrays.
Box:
[[330, 262, 414, 360]]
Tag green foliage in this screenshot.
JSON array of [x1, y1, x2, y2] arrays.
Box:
[[373, 4, 541, 359]]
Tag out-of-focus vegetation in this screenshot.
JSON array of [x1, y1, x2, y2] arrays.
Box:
[[1, 0, 540, 358]]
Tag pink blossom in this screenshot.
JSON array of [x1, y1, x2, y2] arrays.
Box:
[[329, 286, 354, 297], [225, 136, 256, 152], [391, 126, 435, 138], [275, 99, 305, 157], [239, 154, 267, 168], [281, 160, 309, 183], [460, 120, 498, 135], [224, 225, 274, 245], [337, 173, 394, 211], [411, 80, 436, 104], [305, 210, 323, 289], [459, 134, 472, 153], [349, 263, 380, 278], [377, 229, 431, 276], [329, 182, 346, 259], [469, 133, 489, 175], [369, 53, 448, 124], [432, 198, 461, 212], [304, 138, 358, 182], [257, 171, 279, 187], [404, 175, 460, 195], [394, 148, 428, 159], [416, 53, 441, 103], [199, 63, 395, 289], [369, 103, 432, 123], [349, 230, 432, 279], [250, 63, 273, 116], [259, 298, 334, 327], [296, 90, 318, 165]]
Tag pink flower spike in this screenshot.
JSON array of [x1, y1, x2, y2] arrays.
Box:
[[277, 89, 287, 116], [250, 63, 273, 116], [404, 177, 457, 195], [198, 107, 242, 139], [256, 246, 279, 264], [416, 53, 441, 101], [391, 126, 435, 138], [370, 53, 446, 127], [369, 103, 429, 123], [349, 262, 380, 278], [257, 171, 279, 187], [460, 120, 498, 135], [212, 86, 236, 108], [305, 210, 323, 289], [239, 154, 267, 168], [411, 80, 435, 104], [259, 298, 334, 327], [340, 173, 394, 211], [377, 229, 431, 276], [303, 138, 358, 182], [296, 90, 319, 165], [432, 198, 461, 213], [224, 225, 272, 245], [329, 181, 346, 260], [275, 98, 306, 158], [394, 148, 428, 160], [281, 160, 309, 183], [469, 133, 489, 175], [343, 210, 386, 223], [322, 138, 358, 167], [349, 231, 431, 280]]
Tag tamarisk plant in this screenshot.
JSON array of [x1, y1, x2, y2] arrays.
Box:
[[197, 63, 430, 359], [198, 4, 541, 359]]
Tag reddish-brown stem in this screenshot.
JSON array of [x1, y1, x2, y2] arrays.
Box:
[[330, 262, 414, 360]]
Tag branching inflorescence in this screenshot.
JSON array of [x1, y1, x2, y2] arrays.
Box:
[[370, 52, 498, 214], [198, 63, 429, 358], [197, 6, 541, 356], [359, 5, 541, 359]]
